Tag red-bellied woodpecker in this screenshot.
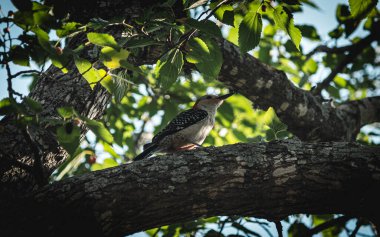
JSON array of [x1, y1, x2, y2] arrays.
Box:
[[134, 92, 234, 160]]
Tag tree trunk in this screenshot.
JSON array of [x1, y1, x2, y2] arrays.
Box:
[[1, 140, 379, 236]]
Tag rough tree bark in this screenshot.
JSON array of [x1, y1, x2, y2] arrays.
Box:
[[1, 140, 379, 236], [1, 0, 378, 198], [217, 40, 380, 142]]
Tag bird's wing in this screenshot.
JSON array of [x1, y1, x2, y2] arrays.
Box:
[[152, 109, 208, 143]]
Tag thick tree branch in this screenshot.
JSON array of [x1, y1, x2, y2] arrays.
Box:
[[1, 0, 379, 205], [217, 40, 380, 141], [1, 140, 379, 236]]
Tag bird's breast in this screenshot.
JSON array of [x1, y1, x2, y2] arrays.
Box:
[[172, 116, 214, 147]]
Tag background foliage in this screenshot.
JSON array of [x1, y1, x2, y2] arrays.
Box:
[[0, 0, 379, 236]]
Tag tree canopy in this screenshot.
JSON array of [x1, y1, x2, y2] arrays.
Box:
[[0, 0, 379, 236]]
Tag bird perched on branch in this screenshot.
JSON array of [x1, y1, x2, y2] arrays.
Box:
[[134, 92, 234, 161]]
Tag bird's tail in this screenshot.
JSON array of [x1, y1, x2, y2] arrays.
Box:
[[134, 143, 158, 161]]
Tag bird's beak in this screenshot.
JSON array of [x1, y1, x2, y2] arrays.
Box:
[[217, 92, 234, 100]]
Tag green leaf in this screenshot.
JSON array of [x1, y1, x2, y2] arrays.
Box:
[[119, 60, 144, 74], [56, 22, 81, 38], [32, 27, 69, 73], [56, 124, 80, 157], [334, 76, 347, 88], [87, 32, 120, 50], [100, 46, 130, 69], [155, 49, 184, 90], [24, 97, 42, 113], [238, 11, 262, 53], [185, 37, 222, 81], [74, 56, 103, 88], [298, 24, 320, 40], [87, 18, 109, 30], [125, 38, 160, 48], [185, 37, 209, 64], [349, 0, 378, 19], [185, 19, 222, 38], [85, 119, 114, 143], [273, 6, 302, 50], [9, 45, 30, 66], [113, 75, 130, 103], [211, 3, 235, 26], [57, 106, 75, 119], [302, 59, 317, 74], [102, 142, 119, 158], [0, 98, 13, 115], [91, 158, 118, 171]]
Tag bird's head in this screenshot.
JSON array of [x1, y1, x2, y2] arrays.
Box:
[[193, 92, 234, 110]]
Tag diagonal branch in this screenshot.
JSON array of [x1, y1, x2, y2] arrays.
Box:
[[216, 39, 380, 141], [312, 29, 380, 95], [308, 215, 353, 236], [1, 140, 379, 236], [305, 31, 378, 60]]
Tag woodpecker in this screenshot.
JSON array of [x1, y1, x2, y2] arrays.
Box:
[[134, 92, 234, 160]]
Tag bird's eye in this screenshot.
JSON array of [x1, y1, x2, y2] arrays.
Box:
[[206, 96, 212, 99]]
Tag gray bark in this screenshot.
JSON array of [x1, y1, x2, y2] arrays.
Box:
[[1, 140, 379, 237], [1, 0, 378, 198], [0, 1, 379, 235], [218, 41, 380, 142]]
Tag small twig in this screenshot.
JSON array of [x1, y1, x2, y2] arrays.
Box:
[[152, 227, 161, 237], [203, 0, 232, 21], [8, 69, 41, 79], [349, 219, 364, 237], [313, 30, 380, 95], [231, 221, 261, 237], [274, 221, 283, 237], [308, 215, 352, 236], [218, 217, 230, 236], [157, 0, 229, 60]]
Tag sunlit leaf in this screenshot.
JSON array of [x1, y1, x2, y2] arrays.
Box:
[[74, 56, 103, 88], [56, 22, 82, 37], [349, 0, 378, 19], [87, 32, 121, 50], [273, 6, 302, 50], [302, 59, 317, 74], [100, 46, 130, 69], [85, 119, 114, 143]]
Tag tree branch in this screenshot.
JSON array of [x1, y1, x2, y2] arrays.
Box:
[[217, 40, 380, 141], [313, 30, 380, 95], [1, 140, 379, 236], [305, 31, 378, 60], [308, 215, 352, 236]]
